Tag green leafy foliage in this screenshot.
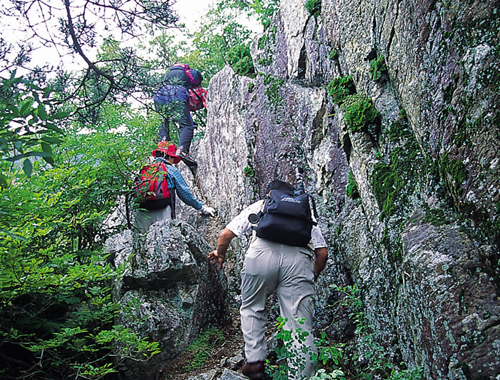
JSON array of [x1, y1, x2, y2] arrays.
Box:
[[329, 49, 338, 60], [327, 76, 356, 105], [182, 4, 254, 80], [268, 316, 346, 380], [244, 166, 255, 177], [305, 0, 322, 17], [369, 55, 387, 81], [0, 84, 161, 378], [248, 0, 280, 30], [227, 43, 255, 76], [183, 327, 224, 372], [0, 74, 67, 185], [341, 95, 380, 131], [263, 74, 285, 111]]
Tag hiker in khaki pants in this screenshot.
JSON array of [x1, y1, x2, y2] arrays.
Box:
[[209, 180, 328, 380]]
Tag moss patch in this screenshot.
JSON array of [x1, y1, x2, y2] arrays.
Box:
[[305, 0, 321, 17], [342, 95, 380, 132], [438, 152, 468, 207], [372, 119, 426, 221], [346, 171, 360, 199], [263, 74, 285, 111]]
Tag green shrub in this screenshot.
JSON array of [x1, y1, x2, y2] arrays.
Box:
[[267, 316, 345, 380], [227, 43, 255, 76], [327, 76, 356, 104], [263, 74, 285, 110], [342, 95, 380, 131], [305, 0, 322, 17], [329, 49, 338, 60]]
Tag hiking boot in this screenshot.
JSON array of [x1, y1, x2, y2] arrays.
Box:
[[176, 146, 198, 167], [242, 361, 266, 380]]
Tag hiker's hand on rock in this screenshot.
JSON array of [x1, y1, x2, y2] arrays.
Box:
[[200, 205, 216, 217], [208, 250, 224, 271]]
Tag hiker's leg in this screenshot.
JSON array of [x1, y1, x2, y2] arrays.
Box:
[[177, 102, 195, 152], [158, 119, 171, 141], [240, 238, 279, 363], [277, 246, 316, 379]]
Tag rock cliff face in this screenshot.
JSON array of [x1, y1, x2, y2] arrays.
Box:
[[187, 0, 500, 378]]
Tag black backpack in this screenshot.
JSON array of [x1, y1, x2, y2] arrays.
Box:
[[252, 189, 318, 247]]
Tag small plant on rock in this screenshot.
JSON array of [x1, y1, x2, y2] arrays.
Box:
[[267, 316, 345, 380], [305, 0, 322, 17], [346, 171, 360, 199], [327, 76, 356, 104], [227, 43, 255, 76], [243, 166, 255, 177], [341, 94, 380, 131], [369, 55, 387, 81]]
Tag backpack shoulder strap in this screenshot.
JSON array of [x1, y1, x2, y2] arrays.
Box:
[[307, 193, 319, 225]]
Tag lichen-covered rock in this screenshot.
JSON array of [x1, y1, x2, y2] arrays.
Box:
[[188, 0, 499, 379], [398, 215, 500, 378], [104, 219, 229, 379]]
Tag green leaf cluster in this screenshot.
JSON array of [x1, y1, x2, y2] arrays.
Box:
[[346, 171, 360, 199], [0, 77, 161, 378], [268, 316, 345, 380], [183, 5, 254, 80], [341, 95, 380, 132], [227, 43, 255, 76], [369, 55, 387, 82], [0, 74, 68, 186], [327, 76, 356, 105], [305, 0, 322, 17]]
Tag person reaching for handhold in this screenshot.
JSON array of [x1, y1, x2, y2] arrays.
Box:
[[135, 141, 215, 233]]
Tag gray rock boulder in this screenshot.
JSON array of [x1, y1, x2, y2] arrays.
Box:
[[104, 219, 230, 379]]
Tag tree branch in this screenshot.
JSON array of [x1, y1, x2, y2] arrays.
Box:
[[64, 0, 115, 84]]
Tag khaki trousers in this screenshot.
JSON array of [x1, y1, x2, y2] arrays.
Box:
[[240, 237, 316, 379], [135, 205, 172, 233]]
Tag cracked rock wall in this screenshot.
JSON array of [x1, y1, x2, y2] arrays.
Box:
[[187, 0, 500, 378]]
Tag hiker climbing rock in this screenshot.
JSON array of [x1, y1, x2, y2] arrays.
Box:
[[208, 176, 328, 380], [134, 141, 215, 233], [153, 63, 208, 168]]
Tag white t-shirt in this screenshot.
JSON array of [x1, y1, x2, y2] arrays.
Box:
[[226, 200, 327, 249]]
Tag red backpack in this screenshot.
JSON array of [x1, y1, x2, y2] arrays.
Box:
[[135, 162, 171, 210], [188, 86, 208, 111]]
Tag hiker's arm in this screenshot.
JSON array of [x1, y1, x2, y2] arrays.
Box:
[[168, 166, 202, 209], [313, 247, 328, 277], [208, 228, 236, 271]]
